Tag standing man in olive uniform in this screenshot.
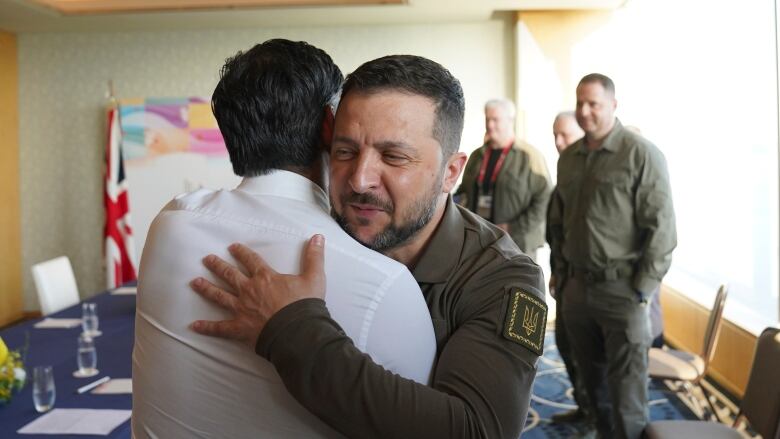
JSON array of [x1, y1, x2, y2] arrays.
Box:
[[456, 99, 552, 261], [189, 55, 548, 438], [548, 73, 676, 439], [547, 111, 592, 427]]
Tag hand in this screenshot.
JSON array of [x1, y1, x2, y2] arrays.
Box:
[[548, 275, 557, 300], [190, 235, 326, 348], [496, 223, 509, 232]]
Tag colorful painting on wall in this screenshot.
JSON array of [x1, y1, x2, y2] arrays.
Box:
[[117, 97, 240, 256]]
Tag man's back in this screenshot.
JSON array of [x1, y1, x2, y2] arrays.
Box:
[[132, 171, 436, 439]]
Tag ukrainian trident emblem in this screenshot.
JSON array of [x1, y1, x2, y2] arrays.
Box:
[[521, 305, 539, 336]]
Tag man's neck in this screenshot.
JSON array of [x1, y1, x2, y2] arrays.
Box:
[[384, 196, 447, 269], [488, 137, 513, 150], [282, 159, 326, 191], [585, 119, 616, 151]]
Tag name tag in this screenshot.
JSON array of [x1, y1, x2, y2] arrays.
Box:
[[477, 195, 492, 219]]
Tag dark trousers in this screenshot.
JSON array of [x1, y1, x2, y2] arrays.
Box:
[[554, 292, 591, 416], [561, 275, 651, 439]]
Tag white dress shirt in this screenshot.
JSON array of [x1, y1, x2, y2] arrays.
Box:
[[132, 171, 436, 439]]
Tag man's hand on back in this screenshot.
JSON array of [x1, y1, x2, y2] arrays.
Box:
[[190, 234, 326, 348]]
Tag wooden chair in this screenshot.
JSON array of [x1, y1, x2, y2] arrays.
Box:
[[645, 327, 780, 439], [647, 285, 728, 421]]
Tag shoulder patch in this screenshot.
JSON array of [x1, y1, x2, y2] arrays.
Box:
[[503, 289, 547, 356]]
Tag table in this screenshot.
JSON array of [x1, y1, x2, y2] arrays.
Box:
[[0, 289, 135, 438]]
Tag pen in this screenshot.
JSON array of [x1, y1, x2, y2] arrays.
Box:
[[76, 376, 110, 394]]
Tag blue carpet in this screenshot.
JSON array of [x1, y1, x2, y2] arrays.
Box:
[[522, 332, 699, 438]]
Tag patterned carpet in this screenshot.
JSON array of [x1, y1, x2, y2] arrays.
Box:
[[522, 332, 700, 438]]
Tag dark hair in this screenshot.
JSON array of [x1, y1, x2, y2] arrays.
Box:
[[341, 55, 465, 157], [578, 73, 615, 96], [212, 39, 343, 176]]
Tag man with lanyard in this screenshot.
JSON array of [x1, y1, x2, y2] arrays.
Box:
[[456, 98, 552, 260]]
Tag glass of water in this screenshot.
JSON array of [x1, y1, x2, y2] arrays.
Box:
[[81, 302, 100, 337], [32, 366, 56, 413], [77, 334, 98, 377]]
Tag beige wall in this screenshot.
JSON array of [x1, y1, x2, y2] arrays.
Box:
[[0, 30, 22, 327], [17, 18, 516, 309]]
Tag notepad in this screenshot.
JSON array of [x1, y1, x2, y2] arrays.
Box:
[[33, 318, 82, 329], [111, 286, 137, 295], [17, 408, 131, 435], [92, 378, 132, 394]]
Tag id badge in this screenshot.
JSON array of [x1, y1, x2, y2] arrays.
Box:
[[477, 195, 493, 219]]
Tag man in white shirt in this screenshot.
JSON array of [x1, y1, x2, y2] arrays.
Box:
[[131, 39, 436, 439]]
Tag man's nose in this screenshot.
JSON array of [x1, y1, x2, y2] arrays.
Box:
[[348, 153, 380, 194]]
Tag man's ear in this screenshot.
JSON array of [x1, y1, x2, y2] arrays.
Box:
[[320, 106, 335, 153], [442, 151, 468, 193]]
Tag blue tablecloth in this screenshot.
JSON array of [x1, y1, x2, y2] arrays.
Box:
[[0, 289, 135, 438]]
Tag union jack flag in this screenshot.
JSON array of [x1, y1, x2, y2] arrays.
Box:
[[104, 107, 137, 288]]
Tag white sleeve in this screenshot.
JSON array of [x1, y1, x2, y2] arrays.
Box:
[[363, 270, 436, 385]]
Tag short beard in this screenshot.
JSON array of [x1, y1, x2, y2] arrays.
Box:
[[332, 180, 442, 253]]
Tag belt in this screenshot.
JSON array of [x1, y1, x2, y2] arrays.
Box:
[[568, 263, 635, 283]]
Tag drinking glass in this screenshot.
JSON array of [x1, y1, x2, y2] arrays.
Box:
[[81, 302, 100, 337], [77, 334, 98, 377], [32, 366, 56, 413]]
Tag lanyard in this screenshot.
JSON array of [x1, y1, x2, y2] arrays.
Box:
[[477, 141, 513, 186]]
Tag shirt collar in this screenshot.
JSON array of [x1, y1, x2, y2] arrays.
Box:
[[412, 196, 464, 283], [236, 170, 330, 213], [576, 118, 624, 154]]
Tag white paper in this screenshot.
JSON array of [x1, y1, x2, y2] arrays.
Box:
[[17, 408, 131, 435], [111, 286, 137, 295], [92, 378, 132, 394], [33, 318, 82, 329]]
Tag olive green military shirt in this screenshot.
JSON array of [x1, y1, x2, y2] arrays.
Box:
[[255, 198, 547, 438], [456, 141, 553, 254], [548, 119, 677, 296]]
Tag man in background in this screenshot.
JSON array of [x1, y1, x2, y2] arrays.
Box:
[[191, 55, 547, 438], [132, 40, 436, 439], [456, 98, 552, 260], [548, 73, 676, 439], [547, 111, 591, 427]]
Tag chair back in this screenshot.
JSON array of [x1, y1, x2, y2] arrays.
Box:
[[700, 284, 728, 367], [740, 327, 780, 439], [31, 256, 80, 315]]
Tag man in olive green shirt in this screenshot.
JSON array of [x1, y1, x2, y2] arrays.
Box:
[[548, 74, 676, 439], [547, 111, 592, 427], [456, 99, 552, 260], [190, 55, 547, 438]]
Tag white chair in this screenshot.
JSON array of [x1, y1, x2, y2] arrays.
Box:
[[31, 256, 80, 315]]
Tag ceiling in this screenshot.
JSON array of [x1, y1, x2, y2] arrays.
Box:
[[0, 0, 625, 33]]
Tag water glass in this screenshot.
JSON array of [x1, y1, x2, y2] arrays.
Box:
[[32, 366, 56, 413], [81, 302, 100, 337], [77, 334, 98, 377]]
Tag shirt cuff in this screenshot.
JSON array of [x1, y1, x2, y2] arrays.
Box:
[[255, 298, 329, 358], [633, 274, 660, 298]]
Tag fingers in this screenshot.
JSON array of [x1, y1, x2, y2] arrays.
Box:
[[191, 277, 238, 311], [229, 243, 274, 276], [203, 254, 249, 291], [301, 234, 326, 292], [191, 319, 242, 341]]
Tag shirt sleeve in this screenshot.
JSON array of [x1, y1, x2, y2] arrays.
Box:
[[633, 145, 677, 295], [255, 258, 544, 439], [507, 169, 552, 242], [548, 185, 568, 284]]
